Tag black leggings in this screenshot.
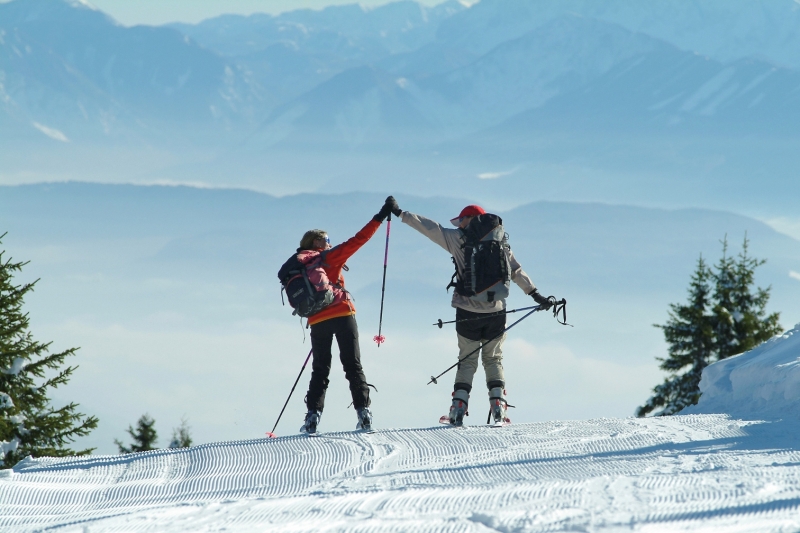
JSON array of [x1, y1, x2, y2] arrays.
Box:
[[306, 314, 370, 411]]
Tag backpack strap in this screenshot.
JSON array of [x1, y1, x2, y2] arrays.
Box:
[[299, 268, 316, 304], [315, 249, 354, 302], [446, 255, 465, 293], [445, 229, 467, 293]]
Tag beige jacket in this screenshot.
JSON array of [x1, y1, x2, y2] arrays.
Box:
[[401, 211, 537, 313]]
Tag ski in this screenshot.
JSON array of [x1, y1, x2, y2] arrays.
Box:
[[304, 428, 376, 437], [439, 415, 510, 428]]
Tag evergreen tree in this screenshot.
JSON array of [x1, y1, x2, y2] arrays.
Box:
[[116, 414, 158, 453], [711, 236, 739, 360], [0, 236, 98, 468], [168, 417, 193, 449], [636, 256, 715, 417], [637, 236, 782, 417], [713, 235, 782, 358]]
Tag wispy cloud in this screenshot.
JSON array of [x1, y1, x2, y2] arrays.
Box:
[[477, 167, 518, 180], [32, 122, 69, 143], [790, 271, 800, 281]]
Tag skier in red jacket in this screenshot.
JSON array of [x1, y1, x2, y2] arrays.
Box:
[[298, 196, 400, 434]]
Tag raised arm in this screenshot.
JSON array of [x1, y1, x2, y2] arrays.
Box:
[[323, 197, 399, 267], [324, 218, 381, 268], [400, 211, 463, 255]]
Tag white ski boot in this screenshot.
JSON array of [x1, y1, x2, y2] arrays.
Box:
[[448, 389, 470, 427], [489, 387, 510, 426]]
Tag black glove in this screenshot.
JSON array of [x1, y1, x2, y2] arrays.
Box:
[[374, 202, 392, 222], [373, 196, 400, 222], [530, 289, 552, 310], [386, 195, 402, 217]]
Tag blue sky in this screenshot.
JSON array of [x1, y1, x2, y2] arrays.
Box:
[[85, 0, 448, 25]]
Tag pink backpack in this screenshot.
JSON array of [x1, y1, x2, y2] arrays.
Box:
[[278, 250, 346, 317]]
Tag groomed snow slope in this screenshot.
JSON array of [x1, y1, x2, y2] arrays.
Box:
[[3, 414, 800, 532]]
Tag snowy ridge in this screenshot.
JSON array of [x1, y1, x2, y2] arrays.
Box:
[[3, 416, 800, 531]]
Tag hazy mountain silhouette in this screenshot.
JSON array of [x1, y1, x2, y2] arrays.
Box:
[[3, 0, 800, 217]]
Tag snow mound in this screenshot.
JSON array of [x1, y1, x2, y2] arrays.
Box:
[[683, 323, 800, 419]]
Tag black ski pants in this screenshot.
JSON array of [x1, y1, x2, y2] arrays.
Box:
[[306, 314, 370, 412]]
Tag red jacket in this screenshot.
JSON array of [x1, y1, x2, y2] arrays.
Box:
[[308, 218, 381, 326]]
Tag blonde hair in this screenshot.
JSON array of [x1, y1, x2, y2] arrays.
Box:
[[300, 229, 327, 250]]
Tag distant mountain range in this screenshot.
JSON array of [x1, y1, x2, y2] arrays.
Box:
[[2, 0, 800, 216]]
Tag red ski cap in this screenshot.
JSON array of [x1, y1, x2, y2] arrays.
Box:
[[450, 204, 486, 226]]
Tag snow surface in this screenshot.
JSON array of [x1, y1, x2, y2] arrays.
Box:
[[4, 326, 800, 532], [2, 415, 800, 532]]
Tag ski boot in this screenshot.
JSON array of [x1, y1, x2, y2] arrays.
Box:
[[489, 386, 510, 425], [356, 407, 373, 431], [300, 410, 322, 434], [448, 389, 470, 427]]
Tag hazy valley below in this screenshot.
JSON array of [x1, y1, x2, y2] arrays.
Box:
[[1, 183, 798, 453]]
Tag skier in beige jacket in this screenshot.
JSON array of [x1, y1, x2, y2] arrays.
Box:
[[399, 204, 552, 426]]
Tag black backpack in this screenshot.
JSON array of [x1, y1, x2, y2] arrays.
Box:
[[278, 252, 336, 318], [448, 214, 511, 302]]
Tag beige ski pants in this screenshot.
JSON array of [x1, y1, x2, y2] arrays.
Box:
[[454, 332, 506, 387]]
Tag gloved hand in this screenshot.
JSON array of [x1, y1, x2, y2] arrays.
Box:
[[386, 195, 402, 217], [374, 196, 400, 222], [530, 289, 552, 310]]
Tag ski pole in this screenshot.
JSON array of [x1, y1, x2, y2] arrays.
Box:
[[434, 299, 571, 328], [433, 304, 540, 328], [428, 304, 546, 385], [373, 213, 391, 347], [267, 348, 313, 438], [427, 298, 568, 385]]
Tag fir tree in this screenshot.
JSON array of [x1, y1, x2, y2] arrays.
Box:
[[116, 414, 158, 453], [168, 417, 193, 449], [0, 235, 99, 468], [711, 236, 739, 360], [636, 256, 714, 417], [713, 235, 782, 358], [637, 236, 782, 417]]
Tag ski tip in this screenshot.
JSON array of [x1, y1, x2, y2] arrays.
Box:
[[266, 432, 277, 439]]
